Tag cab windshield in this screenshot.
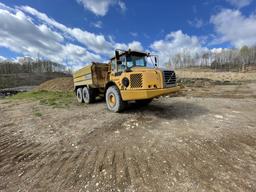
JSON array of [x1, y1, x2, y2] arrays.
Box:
[[126, 56, 147, 68]]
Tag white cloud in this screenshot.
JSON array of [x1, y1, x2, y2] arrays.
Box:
[[77, 0, 126, 16], [0, 2, 14, 12], [20, 6, 113, 56], [211, 9, 256, 48], [188, 18, 204, 28], [92, 20, 103, 28], [0, 3, 142, 68], [130, 32, 138, 37], [118, 1, 126, 12], [0, 9, 62, 54], [0, 55, 7, 62], [62, 44, 101, 66], [0, 6, 102, 67], [210, 48, 226, 54], [20, 5, 138, 57], [128, 41, 144, 51], [150, 30, 208, 65], [226, 0, 252, 8], [115, 41, 144, 52]]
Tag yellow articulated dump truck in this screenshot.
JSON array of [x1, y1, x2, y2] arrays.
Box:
[[73, 49, 180, 112]]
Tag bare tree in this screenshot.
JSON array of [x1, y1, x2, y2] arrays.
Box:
[[164, 45, 256, 72]]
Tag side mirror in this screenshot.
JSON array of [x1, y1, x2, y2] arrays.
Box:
[[115, 50, 120, 61], [154, 57, 158, 67]]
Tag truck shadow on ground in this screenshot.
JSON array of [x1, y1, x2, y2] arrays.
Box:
[[124, 101, 209, 120]]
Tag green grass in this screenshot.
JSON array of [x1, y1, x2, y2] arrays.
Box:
[[34, 111, 43, 117], [10, 90, 75, 108]]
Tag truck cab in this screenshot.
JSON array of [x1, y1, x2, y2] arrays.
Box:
[[110, 51, 148, 74]]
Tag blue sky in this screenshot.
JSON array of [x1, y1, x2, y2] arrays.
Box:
[[0, 0, 256, 67]]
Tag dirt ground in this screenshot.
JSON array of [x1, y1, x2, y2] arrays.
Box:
[[0, 81, 256, 191]]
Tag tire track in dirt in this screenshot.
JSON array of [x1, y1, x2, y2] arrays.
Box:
[[0, 142, 29, 166], [19, 144, 58, 179], [93, 148, 116, 191], [83, 147, 109, 191], [44, 150, 72, 183], [27, 151, 71, 191], [54, 149, 84, 191], [62, 147, 93, 189], [124, 147, 148, 191], [0, 143, 41, 176], [115, 149, 131, 189], [71, 147, 96, 189]]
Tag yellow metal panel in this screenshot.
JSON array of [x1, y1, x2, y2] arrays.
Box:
[[74, 80, 93, 87], [73, 63, 110, 89], [110, 68, 165, 91], [73, 76, 90, 83], [73, 64, 92, 79], [120, 86, 180, 101]]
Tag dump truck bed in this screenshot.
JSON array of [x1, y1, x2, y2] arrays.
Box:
[[73, 63, 110, 88]]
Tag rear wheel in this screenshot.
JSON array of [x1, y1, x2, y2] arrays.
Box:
[[76, 88, 84, 103], [106, 86, 126, 112], [82, 87, 95, 104], [135, 99, 153, 106]]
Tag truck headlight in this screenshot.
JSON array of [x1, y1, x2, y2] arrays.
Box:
[[122, 77, 129, 87]]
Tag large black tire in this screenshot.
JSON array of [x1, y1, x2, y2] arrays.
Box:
[[135, 99, 153, 106], [76, 88, 84, 103], [106, 86, 126, 112], [82, 87, 95, 104]]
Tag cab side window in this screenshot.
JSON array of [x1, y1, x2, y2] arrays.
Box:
[[116, 56, 126, 72], [126, 56, 133, 68], [111, 60, 116, 71]]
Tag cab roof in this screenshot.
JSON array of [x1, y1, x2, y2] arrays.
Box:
[[110, 50, 148, 60]]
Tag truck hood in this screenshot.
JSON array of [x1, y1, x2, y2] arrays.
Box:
[[130, 67, 170, 73]]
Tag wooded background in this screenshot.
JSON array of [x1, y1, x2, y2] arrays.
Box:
[[167, 46, 256, 72], [0, 59, 71, 89], [0, 60, 70, 74]]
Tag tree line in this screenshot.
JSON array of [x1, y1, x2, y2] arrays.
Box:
[[167, 46, 256, 72], [0, 60, 71, 74]]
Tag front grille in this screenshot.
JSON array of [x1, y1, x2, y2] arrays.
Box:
[[130, 73, 143, 88], [163, 71, 176, 87]]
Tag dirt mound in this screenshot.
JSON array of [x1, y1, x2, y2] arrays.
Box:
[[35, 77, 74, 91]]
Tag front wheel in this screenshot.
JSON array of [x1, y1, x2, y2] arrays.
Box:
[[106, 86, 126, 112]]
